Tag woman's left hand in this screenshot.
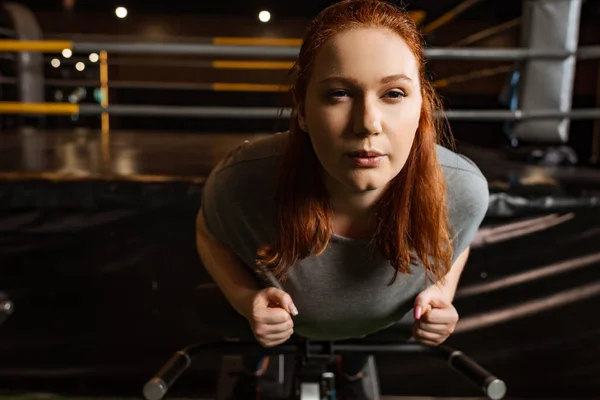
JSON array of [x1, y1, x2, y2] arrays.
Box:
[[412, 286, 459, 346]]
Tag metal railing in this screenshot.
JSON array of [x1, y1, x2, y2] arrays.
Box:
[[2, 39, 600, 60]]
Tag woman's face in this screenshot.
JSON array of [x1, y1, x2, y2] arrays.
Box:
[[300, 27, 423, 195]]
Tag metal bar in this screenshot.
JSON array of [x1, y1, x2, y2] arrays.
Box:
[[0, 76, 290, 92], [78, 105, 600, 120], [592, 61, 600, 164], [100, 51, 109, 108], [43, 56, 294, 70], [440, 109, 600, 120], [578, 46, 600, 60], [212, 60, 294, 70], [75, 42, 570, 60], [72, 42, 300, 58], [4, 40, 600, 61], [3, 3, 45, 105], [46, 56, 210, 68], [0, 102, 78, 114], [334, 343, 440, 354], [0, 39, 72, 52], [2, 102, 600, 120], [78, 104, 291, 118], [451, 17, 521, 47], [99, 50, 110, 164], [212, 37, 302, 47], [0, 76, 211, 90], [426, 47, 569, 60]]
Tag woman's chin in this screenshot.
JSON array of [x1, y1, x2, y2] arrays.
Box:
[[324, 170, 390, 195], [345, 178, 386, 193]]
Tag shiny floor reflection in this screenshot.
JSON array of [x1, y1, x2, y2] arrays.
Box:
[[0, 129, 270, 181], [1, 129, 599, 193]]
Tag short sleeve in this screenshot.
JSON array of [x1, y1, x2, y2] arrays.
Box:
[[448, 156, 490, 261], [200, 159, 236, 250], [197, 134, 289, 275]]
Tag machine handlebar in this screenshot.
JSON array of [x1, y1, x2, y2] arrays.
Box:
[[143, 339, 506, 400]]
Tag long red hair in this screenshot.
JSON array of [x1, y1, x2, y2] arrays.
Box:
[[257, 0, 454, 286]]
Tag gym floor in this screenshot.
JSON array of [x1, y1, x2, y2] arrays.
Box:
[[2, 129, 599, 190]]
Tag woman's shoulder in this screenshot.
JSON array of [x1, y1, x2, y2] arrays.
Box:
[[438, 146, 489, 262], [208, 132, 289, 190], [436, 144, 487, 184], [203, 132, 289, 217], [201, 133, 288, 256], [436, 144, 489, 203], [436, 144, 489, 245], [212, 132, 289, 176]]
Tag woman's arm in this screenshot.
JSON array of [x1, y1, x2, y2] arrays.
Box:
[[412, 246, 470, 345], [195, 209, 261, 320], [437, 246, 470, 301]]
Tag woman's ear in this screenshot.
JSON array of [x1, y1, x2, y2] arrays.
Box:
[[297, 105, 308, 132]]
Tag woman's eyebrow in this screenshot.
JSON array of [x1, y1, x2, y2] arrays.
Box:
[[319, 74, 413, 86]]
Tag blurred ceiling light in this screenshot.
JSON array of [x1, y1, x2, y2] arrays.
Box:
[[75, 62, 85, 71], [51, 58, 61, 68], [115, 6, 128, 19], [258, 10, 271, 23], [89, 53, 99, 63], [62, 48, 72, 58]]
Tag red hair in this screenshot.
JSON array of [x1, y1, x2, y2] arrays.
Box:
[[257, 0, 454, 285]]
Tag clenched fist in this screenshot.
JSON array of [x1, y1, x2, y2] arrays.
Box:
[[247, 287, 298, 348], [412, 286, 459, 346]]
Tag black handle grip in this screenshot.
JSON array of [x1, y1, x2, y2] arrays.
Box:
[[447, 349, 506, 400], [143, 350, 191, 400]]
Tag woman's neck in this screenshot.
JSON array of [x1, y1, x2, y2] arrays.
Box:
[[324, 176, 382, 239], [329, 190, 380, 216]]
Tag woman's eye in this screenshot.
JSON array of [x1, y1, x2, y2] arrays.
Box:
[[330, 90, 349, 98], [325, 89, 406, 101], [386, 90, 407, 99]]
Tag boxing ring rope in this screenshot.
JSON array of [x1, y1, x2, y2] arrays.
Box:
[[0, 77, 291, 92], [41, 57, 296, 70], [1, 39, 600, 60], [2, 103, 600, 122]]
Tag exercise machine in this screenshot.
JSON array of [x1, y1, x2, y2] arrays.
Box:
[[143, 337, 507, 400]]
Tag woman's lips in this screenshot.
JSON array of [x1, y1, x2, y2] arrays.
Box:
[[347, 152, 386, 167]]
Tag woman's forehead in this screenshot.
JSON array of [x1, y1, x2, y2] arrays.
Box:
[[310, 27, 420, 83]]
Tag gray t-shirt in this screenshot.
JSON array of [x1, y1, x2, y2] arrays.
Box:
[[201, 132, 489, 341]]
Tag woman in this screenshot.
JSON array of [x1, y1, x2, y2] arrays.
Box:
[[195, 0, 489, 398]]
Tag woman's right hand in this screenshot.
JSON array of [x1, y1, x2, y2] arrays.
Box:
[[247, 287, 299, 348]]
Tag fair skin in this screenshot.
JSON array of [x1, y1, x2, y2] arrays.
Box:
[[298, 27, 464, 350]]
